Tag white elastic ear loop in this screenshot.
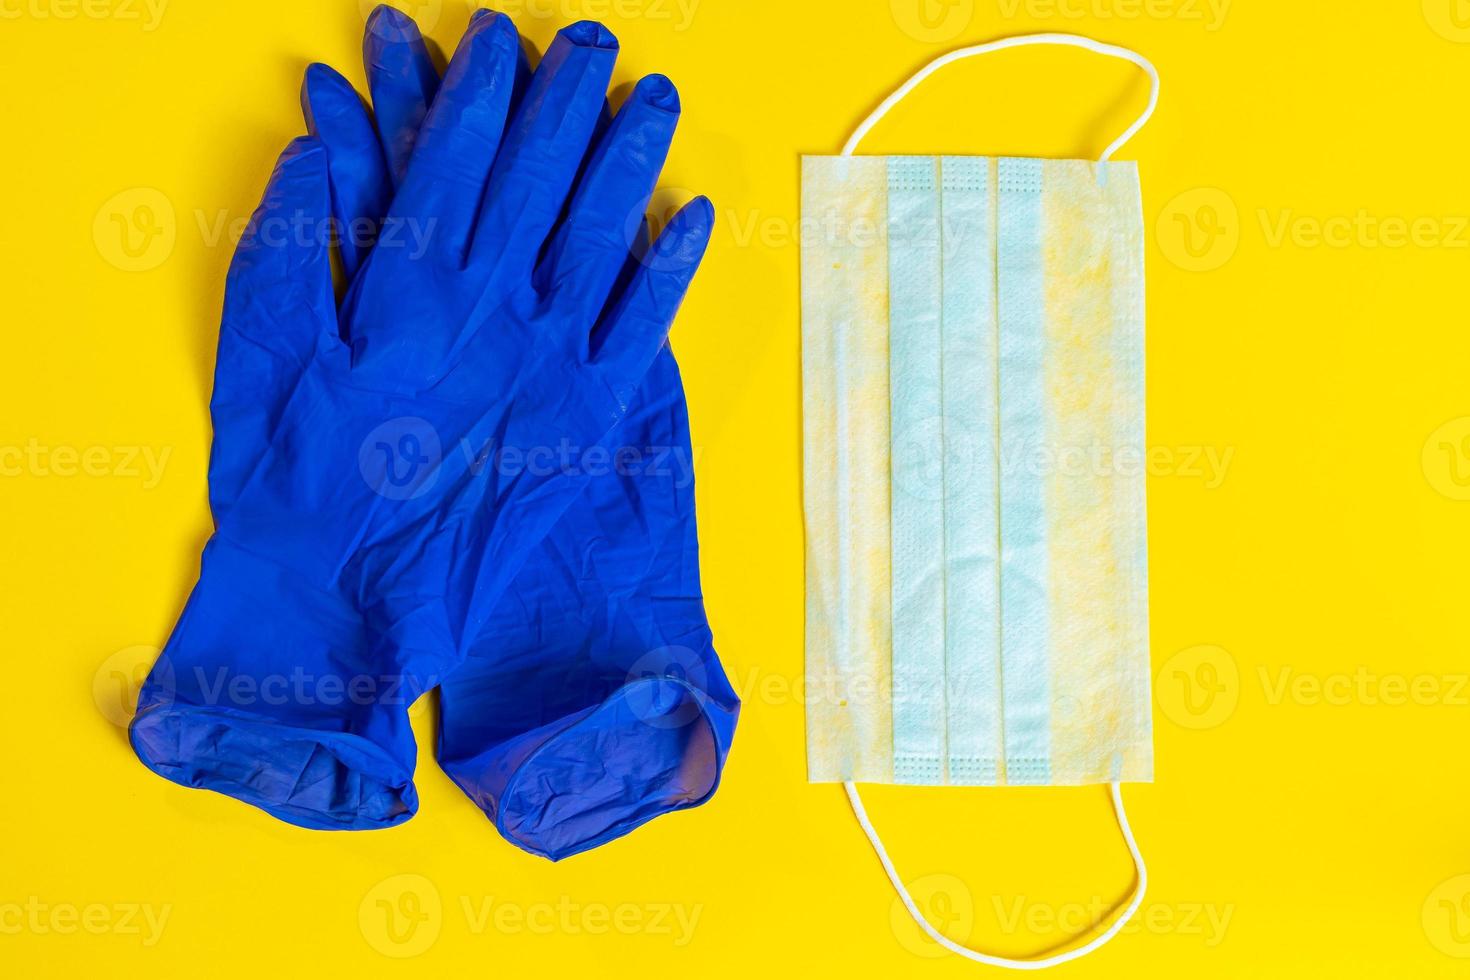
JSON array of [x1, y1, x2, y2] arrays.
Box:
[[844, 781, 1147, 970], [840, 34, 1159, 163]]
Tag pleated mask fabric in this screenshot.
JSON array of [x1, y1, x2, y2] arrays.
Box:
[[802, 154, 1152, 787], [800, 34, 1160, 969]]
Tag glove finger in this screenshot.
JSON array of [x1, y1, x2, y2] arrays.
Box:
[[363, 4, 440, 187], [589, 196, 713, 390], [530, 94, 611, 283], [537, 74, 680, 321], [388, 9, 521, 264], [211, 137, 335, 519], [601, 213, 652, 318], [468, 20, 618, 284], [507, 27, 534, 126], [301, 62, 392, 280]]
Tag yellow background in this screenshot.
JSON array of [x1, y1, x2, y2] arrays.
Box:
[[3, 0, 1470, 975]]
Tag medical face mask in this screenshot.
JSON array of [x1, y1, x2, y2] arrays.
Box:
[[801, 35, 1157, 969]]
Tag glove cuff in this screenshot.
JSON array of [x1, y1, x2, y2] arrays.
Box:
[[129, 537, 420, 830], [441, 675, 738, 860]]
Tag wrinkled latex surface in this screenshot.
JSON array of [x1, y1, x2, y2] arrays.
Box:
[[436, 341, 738, 859], [132, 8, 737, 850]]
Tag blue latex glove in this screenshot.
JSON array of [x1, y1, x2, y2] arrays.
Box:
[[307, 9, 738, 859], [434, 344, 740, 861], [131, 8, 720, 833]]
